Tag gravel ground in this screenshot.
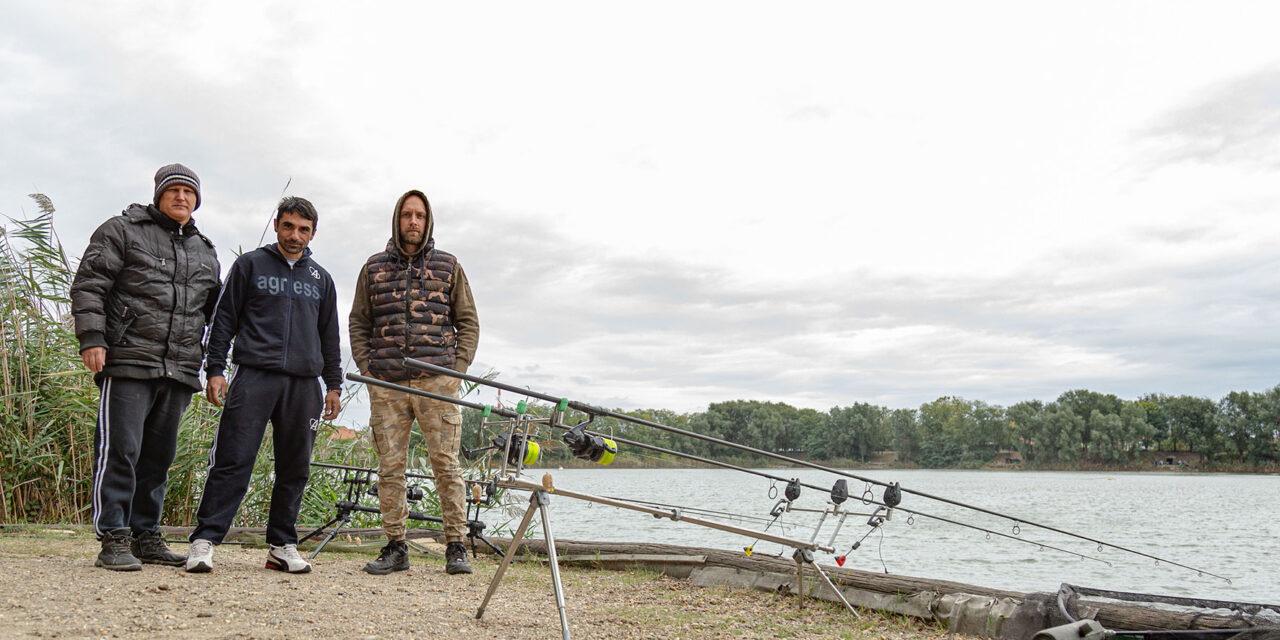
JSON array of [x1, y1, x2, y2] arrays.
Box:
[[0, 530, 952, 640]]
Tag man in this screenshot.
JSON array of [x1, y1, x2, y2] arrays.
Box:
[[70, 163, 222, 570], [185, 196, 342, 574], [350, 189, 479, 575]]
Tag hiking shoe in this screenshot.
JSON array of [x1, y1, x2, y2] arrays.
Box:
[[95, 528, 142, 571], [131, 530, 185, 566], [266, 544, 311, 574], [445, 541, 472, 575], [185, 539, 214, 573], [363, 540, 409, 575]]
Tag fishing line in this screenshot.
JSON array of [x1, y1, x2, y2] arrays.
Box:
[[742, 508, 787, 557], [378, 370, 1125, 566], [367, 365, 1233, 581], [876, 524, 888, 574], [412, 358, 1209, 572], [557, 423, 1116, 567], [599, 496, 779, 527]]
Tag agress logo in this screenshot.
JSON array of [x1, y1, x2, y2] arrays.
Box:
[[255, 274, 322, 300]]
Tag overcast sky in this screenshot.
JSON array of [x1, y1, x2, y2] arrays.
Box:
[[3, 2, 1279, 422]]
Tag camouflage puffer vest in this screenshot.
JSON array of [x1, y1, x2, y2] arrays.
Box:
[[366, 247, 458, 381]]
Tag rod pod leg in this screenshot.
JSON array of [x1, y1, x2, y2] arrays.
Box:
[[307, 511, 353, 560], [477, 491, 542, 620], [792, 548, 860, 618], [808, 559, 861, 618], [537, 491, 572, 640], [792, 548, 810, 611]]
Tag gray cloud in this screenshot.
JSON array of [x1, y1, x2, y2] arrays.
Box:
[[1139, 64, 1280, 169], [444, 205, 1280, 413]]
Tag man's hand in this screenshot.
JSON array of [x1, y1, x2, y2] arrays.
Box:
[[323, 389, 342, 420], [81, 347, 106, 373], [206, 375, 228, 407]]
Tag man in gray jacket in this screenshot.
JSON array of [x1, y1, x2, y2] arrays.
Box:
[[70, 164, 222, 570]]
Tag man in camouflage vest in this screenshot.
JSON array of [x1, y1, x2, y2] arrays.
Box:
[[349, 189, 479, 575]]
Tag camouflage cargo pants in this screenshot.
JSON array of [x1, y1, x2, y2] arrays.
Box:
[[368, 375, 466, 542]]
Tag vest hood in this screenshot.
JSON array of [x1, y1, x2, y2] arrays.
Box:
[[391, 189, 434, 258]]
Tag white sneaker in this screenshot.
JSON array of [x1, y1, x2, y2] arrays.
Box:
[[185, 539, 214, 573], [266, 544, 311, 574]]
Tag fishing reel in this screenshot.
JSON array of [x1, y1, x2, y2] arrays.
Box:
[[492, 432, 540, 467], [367, 482, 426, 503], [561, 425, 617, 465]]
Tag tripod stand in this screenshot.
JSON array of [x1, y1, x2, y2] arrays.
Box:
[[474, 477, 860, 640], [477, 488, 571, 640]]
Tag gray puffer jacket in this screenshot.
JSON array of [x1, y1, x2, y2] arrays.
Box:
[[70, 204, 222, 391]]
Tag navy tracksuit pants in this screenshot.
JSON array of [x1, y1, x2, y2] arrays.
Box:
[[190, 367, 322, 546], [91, 377, 194, 539]]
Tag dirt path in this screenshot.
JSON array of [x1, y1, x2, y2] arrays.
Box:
[[0, 530, 950, 640]]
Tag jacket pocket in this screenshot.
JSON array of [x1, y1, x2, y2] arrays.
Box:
[[130, 240, 166, 264], [106, 308, 136, 345]]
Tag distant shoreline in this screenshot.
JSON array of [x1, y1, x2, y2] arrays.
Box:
[[529, 457, 1280, 474]]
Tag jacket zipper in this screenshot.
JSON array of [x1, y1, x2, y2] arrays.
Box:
[[403, 257, 412, 353], [282, 259, 295, 370]]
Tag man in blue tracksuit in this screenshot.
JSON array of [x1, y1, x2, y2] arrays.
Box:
[[186, 196, 342, 574]]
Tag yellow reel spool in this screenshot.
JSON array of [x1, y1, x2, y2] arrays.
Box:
[[596, 438, 617, 465], [522, 441, 541, 466]]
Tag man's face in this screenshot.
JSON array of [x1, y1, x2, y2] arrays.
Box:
[[157, 185, 197, 222], [274, 211, 315, 259], [399, 196, 428, 247]]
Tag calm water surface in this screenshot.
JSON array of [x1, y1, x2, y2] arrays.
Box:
[[494, 468, 1277, 603]]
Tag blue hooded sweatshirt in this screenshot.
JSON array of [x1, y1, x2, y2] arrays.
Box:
[[204, 243, 342, 390]]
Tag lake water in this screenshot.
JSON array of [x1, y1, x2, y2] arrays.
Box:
[[489, 468, 1278, 604]]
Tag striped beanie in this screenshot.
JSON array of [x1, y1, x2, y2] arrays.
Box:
[[153, 163, 201, 211]]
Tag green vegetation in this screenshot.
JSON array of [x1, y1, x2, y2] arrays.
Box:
[[484, 390, 1278, 471]]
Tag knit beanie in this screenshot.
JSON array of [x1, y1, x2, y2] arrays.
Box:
[[153, 163, 201, 211]]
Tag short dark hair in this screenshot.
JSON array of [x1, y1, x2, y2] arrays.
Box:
[[277, 196, 318, 230]]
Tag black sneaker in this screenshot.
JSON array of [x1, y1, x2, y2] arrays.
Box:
[[363, 540, 409, 575], [131, 530, 185, 566], [95, 529, 142, 571], [445, 541, 472, 575]]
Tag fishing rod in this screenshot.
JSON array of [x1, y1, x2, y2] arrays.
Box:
[[557, 426, 1117, 566], [398, 360, 1231, 582], [348, 371, 1118, 568], [597, 496, 784, 527]]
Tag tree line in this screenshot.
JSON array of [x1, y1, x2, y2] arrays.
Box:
[[468, 388, 1280, 470]]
